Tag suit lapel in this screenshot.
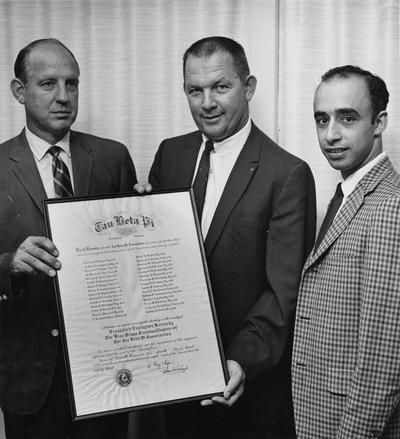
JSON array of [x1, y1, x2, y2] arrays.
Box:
[[204, 124, 260, 259], [180, 132, 203, 186], [305, 156, 393, 269], [9, 130, 98, 210], [70, 131, 94, 196], [308, 187, 364, 266], [10, 130, 47, 213]]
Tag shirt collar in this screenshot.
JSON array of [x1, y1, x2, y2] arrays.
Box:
[[202, 118, 251, 154], [25, 126, 71, 161], [341, 152, 387, 198]]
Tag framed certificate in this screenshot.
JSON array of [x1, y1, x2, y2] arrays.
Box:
[[44, 189, 228, 420]]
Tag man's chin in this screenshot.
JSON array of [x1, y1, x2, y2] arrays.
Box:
[[50, 119, 74, 132], [48, 123, 73, 140], [200, 127, 227, 142]]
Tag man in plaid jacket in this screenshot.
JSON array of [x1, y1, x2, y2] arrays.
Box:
[[292, 65, 400, 438]]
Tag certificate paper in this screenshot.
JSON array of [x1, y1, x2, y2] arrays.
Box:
[[44, 190, 227, 419]]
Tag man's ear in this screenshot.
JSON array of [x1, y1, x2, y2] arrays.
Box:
[[10, 78, 26, 104], [245, 75, 257, 102], [374, 110, 388, 137]]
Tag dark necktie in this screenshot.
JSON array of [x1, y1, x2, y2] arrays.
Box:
[[192, 140, 214, 220], [48, 146, 74, 198], [314, 183, 343, 250]]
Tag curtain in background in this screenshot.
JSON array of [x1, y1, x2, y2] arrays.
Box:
[[0, 0, 399, 235], [0, 2, 272, 436], [278, 0, 400, 224], [0, 0, 256, 180], [0, 0, 399, 436]]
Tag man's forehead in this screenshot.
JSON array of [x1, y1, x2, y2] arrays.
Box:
[[185, 52, 236, 75], [314, 76, 371, 110], [27, 43, 79, 74]]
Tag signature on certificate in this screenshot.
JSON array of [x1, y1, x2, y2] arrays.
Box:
[[147, 359, 189, 374]]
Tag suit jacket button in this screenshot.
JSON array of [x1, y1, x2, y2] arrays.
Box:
[[371, 430, 381, 438], [51, 329, 59, 337]]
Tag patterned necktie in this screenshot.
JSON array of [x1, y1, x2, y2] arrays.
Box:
[[314, 182, 343, 250], [48, 146, 74, 197], [192, 140, 214, 220]]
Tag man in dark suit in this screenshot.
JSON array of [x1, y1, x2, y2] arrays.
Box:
[[149, 36, 316, 439], [0, 38, 137, 438]]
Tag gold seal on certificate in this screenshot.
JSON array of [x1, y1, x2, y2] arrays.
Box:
[[44, 189, 227, 420]]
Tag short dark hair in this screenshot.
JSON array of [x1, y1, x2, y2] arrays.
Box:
[[183, 36, 250, 83], [14, 38, 80, 83], [320, 65, 389, 122]]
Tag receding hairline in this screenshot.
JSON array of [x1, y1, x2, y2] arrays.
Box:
[[28, 40, 79, 68], [15, 38, 80, 83], [316, 72, 366, 91]]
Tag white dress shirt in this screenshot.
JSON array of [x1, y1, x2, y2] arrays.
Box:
[[25, 127, 74, 198], [193, 118, 252, 237], [338, 152, 387, 214]]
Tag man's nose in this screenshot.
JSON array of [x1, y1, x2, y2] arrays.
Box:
[[55, 83, 68, 102], [201, 91, 217, 111], [325, 120, 341, 144]]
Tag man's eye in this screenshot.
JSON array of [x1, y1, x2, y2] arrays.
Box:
[[67, 82, 78, 91], [316, 118, 328, 126], [188, 88, 201, 96], [342, 116, 355, 124], [41, 81, 55, 89], [216, 84, 228, 91]]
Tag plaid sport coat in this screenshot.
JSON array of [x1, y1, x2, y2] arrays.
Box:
[[292, 155, 400, 439]]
